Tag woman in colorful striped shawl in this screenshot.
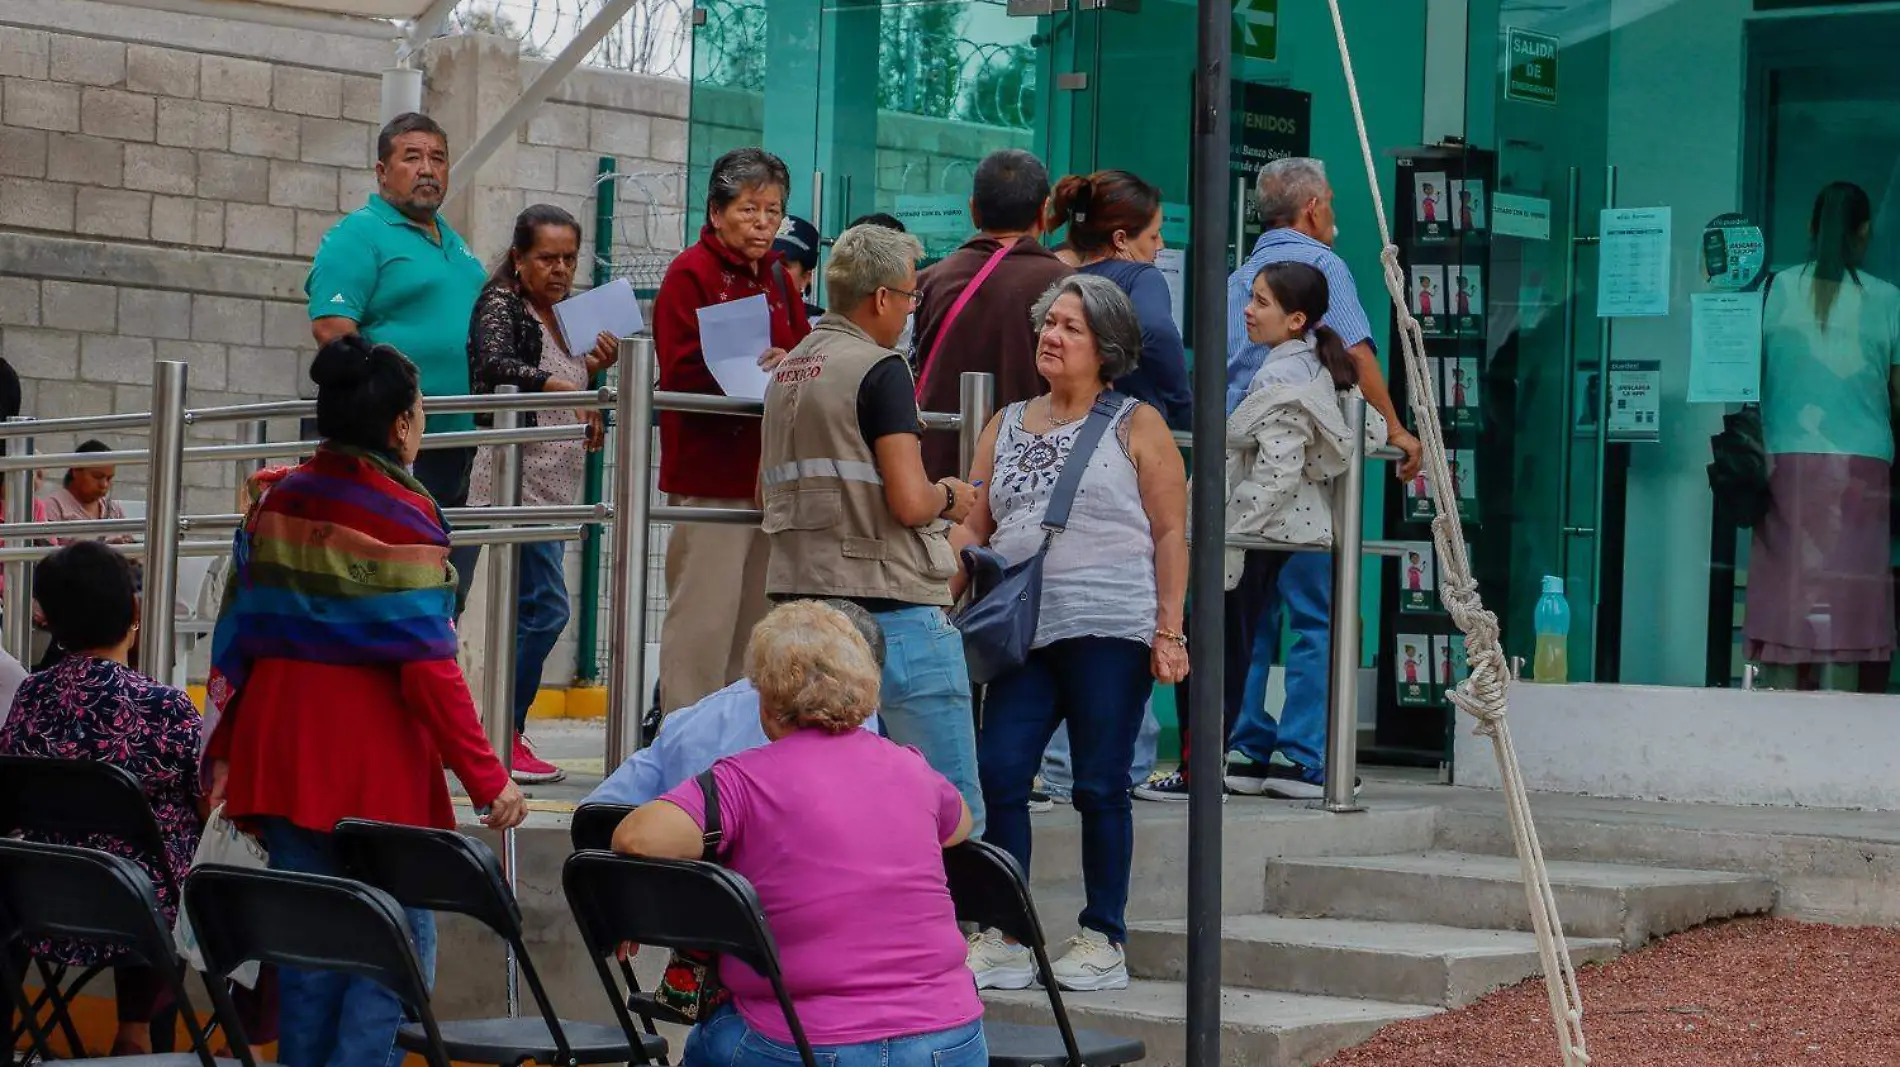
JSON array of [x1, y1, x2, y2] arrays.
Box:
[[204, 335, 525, 1067]]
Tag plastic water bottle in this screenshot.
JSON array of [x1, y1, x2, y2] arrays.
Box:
[[1533, 575, 1571, 683]]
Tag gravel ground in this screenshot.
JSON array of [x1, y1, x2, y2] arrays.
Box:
[[1322, 918, 1900, 1067]]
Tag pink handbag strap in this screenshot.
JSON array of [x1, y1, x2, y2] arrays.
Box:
[[915, 243, 1014, 401]]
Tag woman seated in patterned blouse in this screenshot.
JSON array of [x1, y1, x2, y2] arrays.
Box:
[[0, 540, 202, 1056], [464, 203, 618, 785]]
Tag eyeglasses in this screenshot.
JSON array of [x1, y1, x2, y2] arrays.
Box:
[[882, 286, 922, 305]]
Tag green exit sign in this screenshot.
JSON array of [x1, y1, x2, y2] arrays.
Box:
[[1505, 27, 1559, 105], [1232, 0, 1277, 62]]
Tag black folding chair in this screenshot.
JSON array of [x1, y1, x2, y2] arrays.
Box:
[[0, 838, 256, 1066], [0, 754, 179, 1058], [563, 850, 821, 1067], [943, 841, 1147, 1067], [567, 803, 691, 1035], [332, 818, 665, 1067], [182, 865, 454, 1067]]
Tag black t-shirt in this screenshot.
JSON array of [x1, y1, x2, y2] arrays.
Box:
[[857, 354, 922, 448]]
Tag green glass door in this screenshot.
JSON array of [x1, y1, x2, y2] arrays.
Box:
[[1484, 2, 1613, 679]]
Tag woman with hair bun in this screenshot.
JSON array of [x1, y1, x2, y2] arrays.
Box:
[[1045, 170, 1191, 429], [204, 334, 526, 1067]]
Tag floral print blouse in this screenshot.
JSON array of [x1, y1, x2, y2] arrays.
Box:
[[0, 655, 204, 965]]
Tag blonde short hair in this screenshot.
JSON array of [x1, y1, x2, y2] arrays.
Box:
[[745, 600, 881, 733]]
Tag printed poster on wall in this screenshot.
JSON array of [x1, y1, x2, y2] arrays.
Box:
[[1449, 265, 1485, 337], [1444, 355, 1480, 429], [1396, 633, 1434, 706], [1155, 248, 1187, 331], [1492, 193, 1552, 241], [1607, 359, 1661, 441], [1397, 540, 1437, 614], [1450, 179, 1486, 234], [1414, 171, 1452, 244], [1403, 466, 1436, 523], [1598, 207, 1673, 317], [1228, 83, 1313, 251], [1432, 635, 1456, 702]]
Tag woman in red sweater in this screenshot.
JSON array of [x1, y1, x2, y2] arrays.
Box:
[[205, 335, 526, 1067], [651, 146, 811, 714]]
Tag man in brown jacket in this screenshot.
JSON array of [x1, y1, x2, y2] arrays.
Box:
[[912, 149, 1073, 481]]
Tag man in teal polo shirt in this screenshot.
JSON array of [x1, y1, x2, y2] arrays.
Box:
[[306, 111, 486, 605]]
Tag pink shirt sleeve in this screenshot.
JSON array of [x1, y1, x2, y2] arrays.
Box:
[[933, 774, 962, 844], [659, 762, 735, 851]]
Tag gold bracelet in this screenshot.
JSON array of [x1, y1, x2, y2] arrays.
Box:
[[1155, 627, 1187, 647]]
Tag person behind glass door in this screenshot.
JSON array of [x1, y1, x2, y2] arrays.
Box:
[[204, 336, 527, 1067], [772, 214, 826, 320], [652, 148, 813, 715], [1746, 181, 1900, 692], [963, 274, 1189, 993], [1217, 262, 1387, 797], [465, 203, 619, 785], [1137, 156, 1416, 803], [912, 149, 1074, 481], [614, 601, 982, 1067], [305, 113, 488, 612]]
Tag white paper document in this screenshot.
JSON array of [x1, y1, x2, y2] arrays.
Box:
[[696, 293, 773, 401], [1154, 247, 1187, 330], [553, 277, 645, 355], [1598, 207, 1673, 317], [1687, 291, 1765, 404]]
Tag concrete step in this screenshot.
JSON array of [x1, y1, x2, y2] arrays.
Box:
[[1124, 915, 1621, 1007], [1266, 851, 1777, 948], [982, 980, 1435, 1067]]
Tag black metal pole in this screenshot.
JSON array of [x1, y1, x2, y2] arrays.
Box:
[[1186, 0, 1230, 1063]]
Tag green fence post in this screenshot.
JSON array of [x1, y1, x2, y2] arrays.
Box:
[[577, 156, 616, 684]]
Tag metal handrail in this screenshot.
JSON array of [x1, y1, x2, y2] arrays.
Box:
[[0, 424, 587, 474], [649, 388, 961, 431], [0, 524, 585, 564]]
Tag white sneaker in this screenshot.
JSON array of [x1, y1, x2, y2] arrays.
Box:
[[1049, 928, 1129, 991], [966, 930, 1036, 990]]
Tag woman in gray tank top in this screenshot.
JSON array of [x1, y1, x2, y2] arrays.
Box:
[[957, 274, 1189, 993]]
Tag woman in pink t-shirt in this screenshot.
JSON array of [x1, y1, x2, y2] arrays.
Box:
[[615, 601, 984, 1067]]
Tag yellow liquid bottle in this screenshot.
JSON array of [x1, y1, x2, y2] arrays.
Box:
[[1534, 633, 1568, 683]]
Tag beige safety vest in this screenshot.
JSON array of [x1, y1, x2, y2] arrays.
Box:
[[760, 315, 956, 605]]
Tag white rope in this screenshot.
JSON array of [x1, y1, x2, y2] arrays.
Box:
[[1320, 4, 1590, 1064]]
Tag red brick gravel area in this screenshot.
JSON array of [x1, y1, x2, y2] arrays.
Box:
[[1321, 918, 1900, 1067]]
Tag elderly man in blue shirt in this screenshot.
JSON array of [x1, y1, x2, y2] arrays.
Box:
[[586, 600, 884, 806], [1137, 157, 1419, 803]]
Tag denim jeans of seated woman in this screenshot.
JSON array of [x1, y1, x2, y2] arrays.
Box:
[[683, 1002, 986, 1067], [977, 635, 1150, 944], [258, 817, 436, 1067]]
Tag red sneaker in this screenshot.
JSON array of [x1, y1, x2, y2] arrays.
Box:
[[511, 735, 566, 784]]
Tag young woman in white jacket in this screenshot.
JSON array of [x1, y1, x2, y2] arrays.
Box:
[[1221, 260, 1389, 682]]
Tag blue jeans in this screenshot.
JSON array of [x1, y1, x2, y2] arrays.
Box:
[[683, 1003, 986, 1067], [876, 605, 984, 838], [512, 540, 571, 734], [1038, 701, 1160, 797], [258, 819, 437, 1067], [978, 636, 1150, 943], [1229, 551, 1331, 777]]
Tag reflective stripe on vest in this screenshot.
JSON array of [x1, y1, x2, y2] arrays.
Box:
[[761, 458, 885, 487]]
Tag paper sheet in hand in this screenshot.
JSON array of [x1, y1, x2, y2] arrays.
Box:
[[697, 293, 773, 400], [553, 277, 645, 356]]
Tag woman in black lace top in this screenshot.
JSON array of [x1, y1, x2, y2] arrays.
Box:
[[462, 203, 620, 784]]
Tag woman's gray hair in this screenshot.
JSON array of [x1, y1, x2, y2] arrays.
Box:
[[1031, 274, 1142, 383], [825, 224, 924, 312], [1255, 157, 1330, 230], [706, 147, 790, 217]]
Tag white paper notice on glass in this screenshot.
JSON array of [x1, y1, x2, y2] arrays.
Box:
[[696, 293, 774, 400], [553, 277, 645, 355], [1492, 193, 1551, 241], [1598, 207, 1673, 317], [1687, 290, 1765, 404], [1154, 247, 1187, 329]]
